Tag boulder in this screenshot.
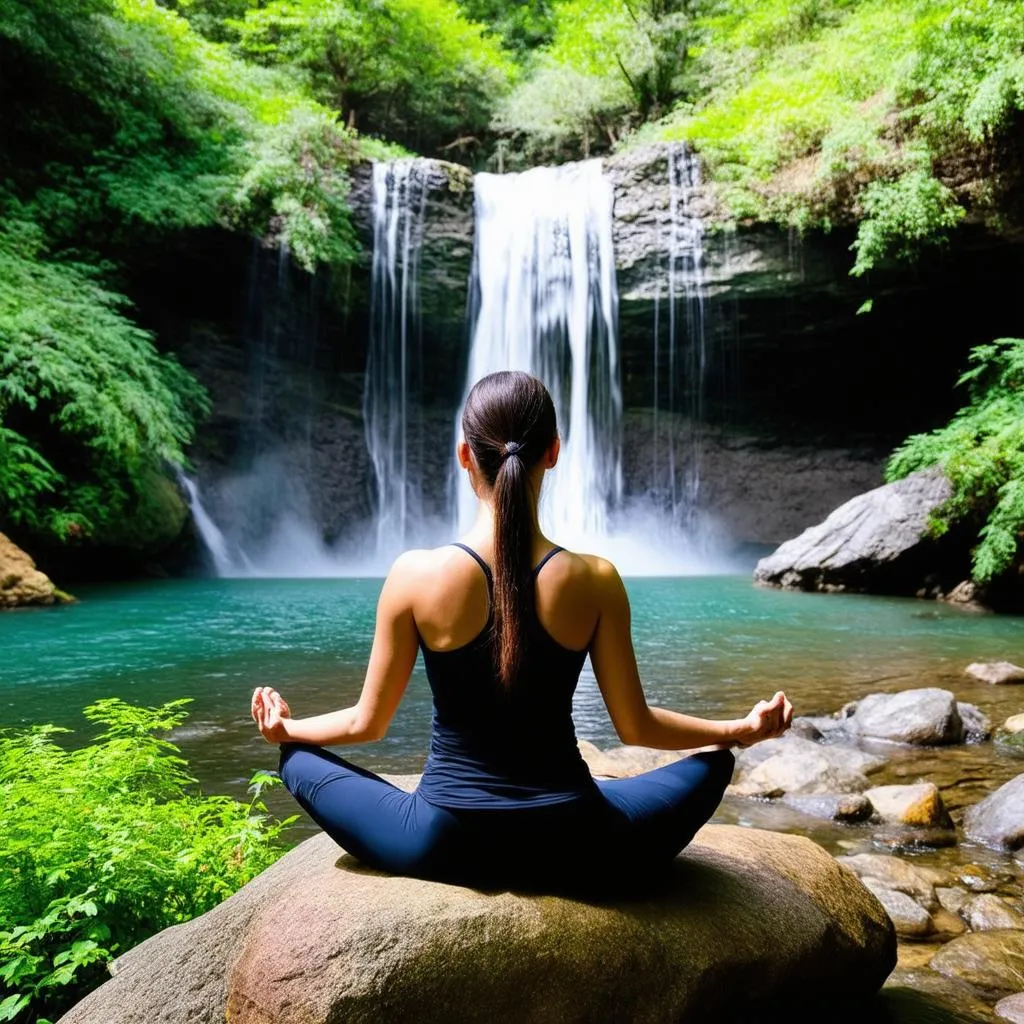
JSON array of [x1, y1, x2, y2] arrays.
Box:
[[997, 993, 1024, 1024], [577, 740, 678, 779], [864, 783, 953, 828], [782, 793, 874, 823], [753, 467, 955, 594], [959, 702, 993, 742], [965, 895, 1024, 932], [837, 853, 952, 911], [964, 774, 1024, 852], [58, 825, 897, 1024], [845, 689, 964, 746], [0, 533, 64, 609], [930, 931, 1024, 997], [966, 662, 1024, 685]]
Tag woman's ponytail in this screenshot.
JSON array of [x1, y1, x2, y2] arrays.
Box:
[[461, 372, 558, 689]]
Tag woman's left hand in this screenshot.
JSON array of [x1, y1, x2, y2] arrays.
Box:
[[251, 686, 292, 744]]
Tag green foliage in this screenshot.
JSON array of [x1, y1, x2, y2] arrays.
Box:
[[887, 338, 1024, 582], [458, 0, 558, 58], [228, 0, 514, 159], [0, 699, 290, 1023], [497, 0, 706, 161], [0, 221, 209, 540], [627, 0, 1024, 273]]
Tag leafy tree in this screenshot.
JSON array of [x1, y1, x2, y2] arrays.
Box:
[[887, 338, 1024, 584], [496, 0, 706, 161], [228, 0, 514, 159], [0, 699, 290, 1023]]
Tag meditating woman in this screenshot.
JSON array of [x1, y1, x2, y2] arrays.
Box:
[[251, 370, 793, 893]]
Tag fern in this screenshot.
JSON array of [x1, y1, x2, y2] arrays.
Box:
[[886, 338, 1024, 582]]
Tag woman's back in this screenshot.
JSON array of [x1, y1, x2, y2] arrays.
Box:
[[414, 542, 600, 809]]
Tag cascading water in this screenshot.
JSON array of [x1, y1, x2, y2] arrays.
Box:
[[455, 160, 623, 547], [364, 160, 432, 561], [177, 473, 249, 576], [665, 142, 707, 529]]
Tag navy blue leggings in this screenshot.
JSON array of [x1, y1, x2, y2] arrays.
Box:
[[279, 744, 735, 895]]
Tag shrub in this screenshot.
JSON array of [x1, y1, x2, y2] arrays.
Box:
[[0, 699, 291, 1023], [887, 337, 1024, 582]]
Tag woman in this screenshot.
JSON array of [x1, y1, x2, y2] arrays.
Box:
[[252, 371, 793, 894]]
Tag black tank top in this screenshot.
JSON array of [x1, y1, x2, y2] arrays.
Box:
[[416, 543, 598, 809]]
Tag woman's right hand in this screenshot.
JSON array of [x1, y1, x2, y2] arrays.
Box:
[[734, 691, 793, 747]]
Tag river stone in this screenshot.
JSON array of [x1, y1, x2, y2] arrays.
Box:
[[871, 827, 957, 853], [959, 702, 993, 742], [964, 774, 1024, 852], [966, 895, 1024, 932], [1005, 715, 1024, 734], [576, 740, 678, 779], [885, 969, 997, 1023], [752, 466, 953, 593], [837, 853, 952, 910], [937, 887, 973, 915], [860, 879, 933, 938], [0, 532, 62, 609], [865, 783, 953, 828], [929, 908, 968, 942], [57, 825, 897, 1024], [996, 993, 1024, 1023], [845, 689, 964, 745], [930, 931, 1024, 997], [734, 734, 885, 774], [966, 662, 1024, 685], [782, 792, 874, 823], [730, 746, 873, 798]]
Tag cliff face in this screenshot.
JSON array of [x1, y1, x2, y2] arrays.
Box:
[[116, 145, 1024, 565]]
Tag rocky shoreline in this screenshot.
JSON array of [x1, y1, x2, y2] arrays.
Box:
[[580, 669, 1024, 1021]]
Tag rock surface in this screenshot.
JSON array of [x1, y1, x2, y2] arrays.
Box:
[[966, 895, 1024, 932], [959, 702, 993, 742], [59, 825, 896, 1024], [964, 774, 1024, 852], [0, 533, 63, 609], [753, 467, 955, 594], [930, 931, 1024, 997], [837, 854, 951, 911], [996, 992, 1024, 1023], [861, 880, 933, 939], [864, 783, 953, 828], [1005, 714, 1024, 734], [966, 662, 1024, 685], [576, 740, 678, 778], [845, 689, 964, 746], [782, 792, 874, 823]]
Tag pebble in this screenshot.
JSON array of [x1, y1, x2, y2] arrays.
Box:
[[865, 782, 952, 828], [1005, 714, 1024, 734], [861, 879, 933, 938], [997, 992, 1024, 1024], [936, 887, 973, 916], [965, 661, 1024, 685], [966, 894, 1024, 932]]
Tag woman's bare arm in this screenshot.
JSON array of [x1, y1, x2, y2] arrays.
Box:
[[251, 552, 422, 745], [587, 558, 792, 749]]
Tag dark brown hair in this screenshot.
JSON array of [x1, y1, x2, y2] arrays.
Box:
[[461, 371, 558, 688]]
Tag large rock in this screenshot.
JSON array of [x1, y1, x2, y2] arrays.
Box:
[[577, 740, 678, 778], [59, 825, 896, 1024], [845, 689, 964, 746], [964, 774, 1024, 852], [0, 533, 64, 609], [753, 466, 956, 594]]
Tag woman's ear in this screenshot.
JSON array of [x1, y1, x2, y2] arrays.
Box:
[[457, 439, 472, 470], [546, 436, 560, 469]]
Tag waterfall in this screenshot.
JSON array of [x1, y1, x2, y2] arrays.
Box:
[[364, 160, 432, 561], [455, 160, 622, 547], [652, 142, 708, 533], [178, 473, 245, 576]]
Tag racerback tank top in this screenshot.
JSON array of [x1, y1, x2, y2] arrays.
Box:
[[416, 543, 598, 809]]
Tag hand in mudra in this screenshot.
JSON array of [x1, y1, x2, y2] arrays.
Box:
[[251, 686, 292, 744], [737, 691, 793, 747]]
